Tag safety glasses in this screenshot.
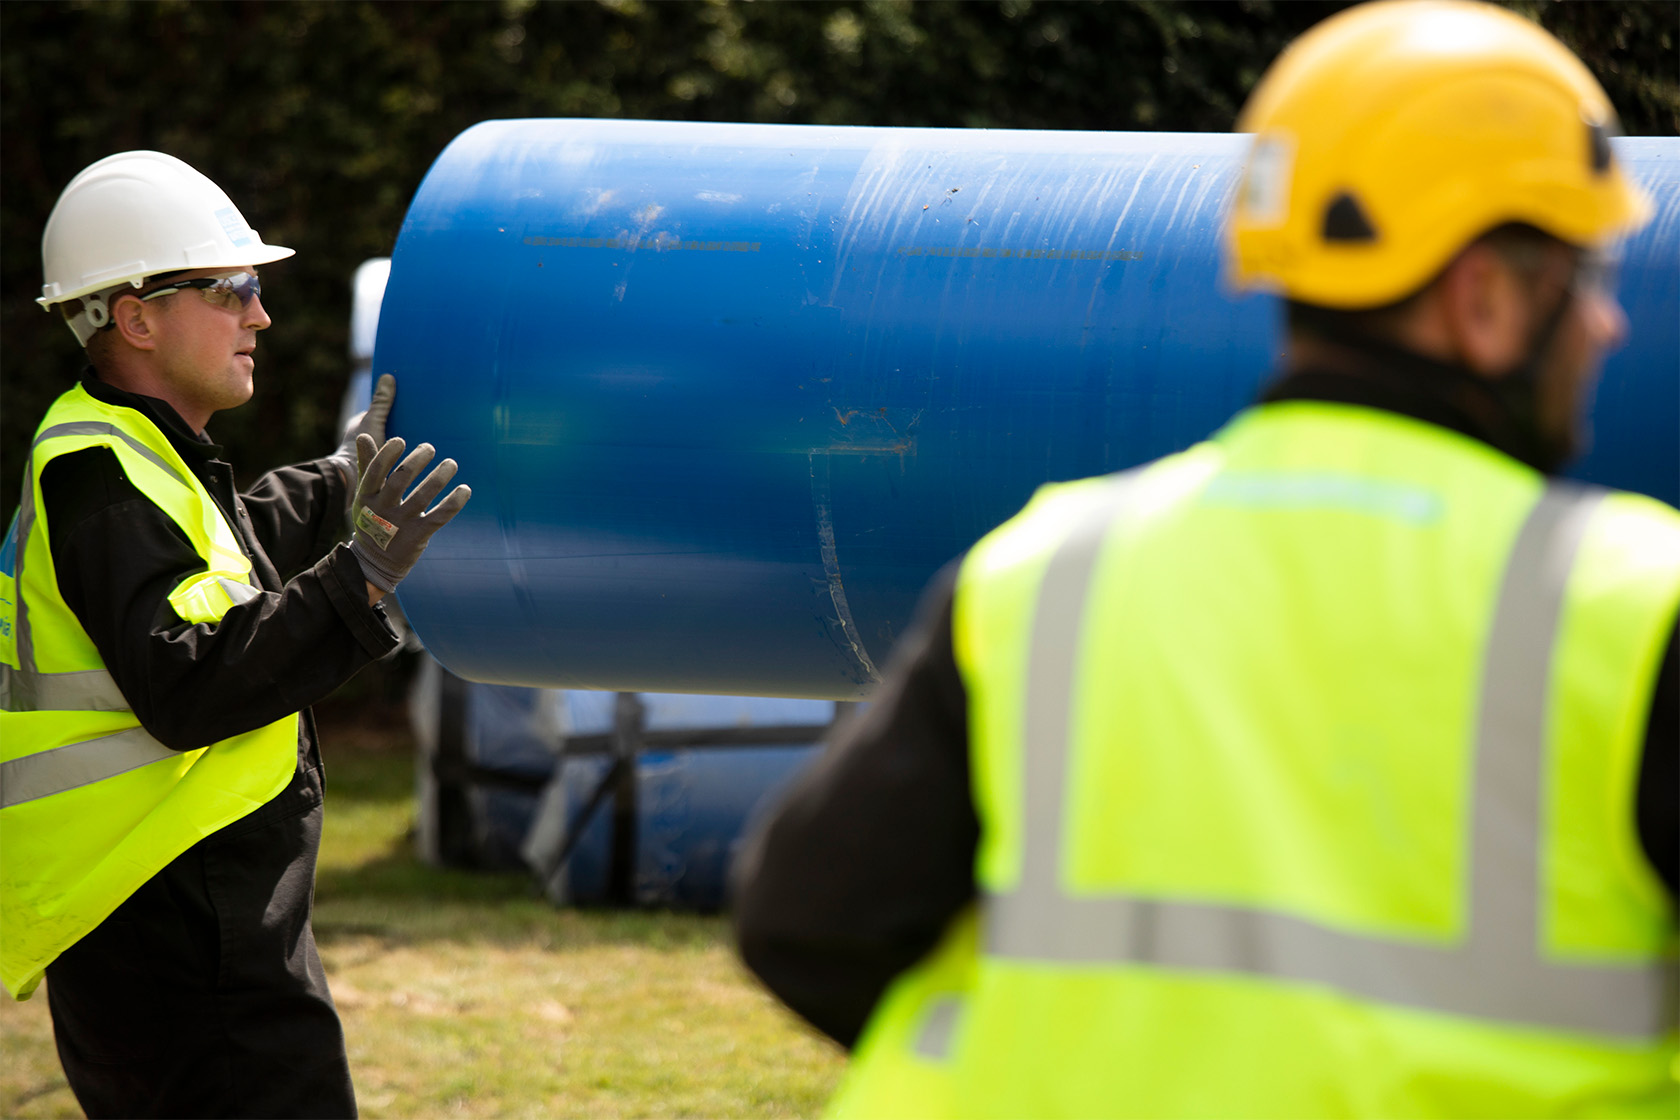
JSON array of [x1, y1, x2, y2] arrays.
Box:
[[140, 271, 262, 312], [1570, 249, 1621, 301]]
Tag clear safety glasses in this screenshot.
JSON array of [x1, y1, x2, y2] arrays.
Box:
[[139, 271, 262, 312], [1570, 248, 1621, 301]]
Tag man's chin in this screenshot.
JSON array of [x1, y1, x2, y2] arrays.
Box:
[[217, 371, 257, 412]]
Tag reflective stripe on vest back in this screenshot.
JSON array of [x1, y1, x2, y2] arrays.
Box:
[[840, 403, 1680, 1118], [0, 385, 297, 1000]]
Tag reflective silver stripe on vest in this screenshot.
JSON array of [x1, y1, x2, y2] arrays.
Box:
[[984, 478, 1679, 1039], [12, 422, 192, 675], [33, 422, 191, 489], [913, 996, 964, 1060], [0, 664, 129, 712], [0, 725, 179, 808], [216, 577, 261, 607]]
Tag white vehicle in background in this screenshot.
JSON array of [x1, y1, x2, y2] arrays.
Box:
[[338, 257, 392, 439], [340, 259, 840, 906]]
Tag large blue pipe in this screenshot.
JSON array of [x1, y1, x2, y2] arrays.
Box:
[[378, 121, 1679, 699]]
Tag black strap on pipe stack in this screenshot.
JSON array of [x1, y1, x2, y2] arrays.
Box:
[[432, 669, 478, 867], [433, 682, 856, 888], [608, 691, 643, 905], [537, 691, 642, 901]]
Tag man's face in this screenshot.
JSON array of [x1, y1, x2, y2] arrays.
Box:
[[135, 266, 272, 420]]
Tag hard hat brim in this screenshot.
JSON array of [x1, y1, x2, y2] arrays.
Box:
[[38, 241, 295, 310]]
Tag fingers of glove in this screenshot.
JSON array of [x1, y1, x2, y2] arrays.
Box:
[[358, 435, 405, 494], [367, 374, 396, 428], [401, 457, 460, 513], [384, 442, 438, 500], [418, 484, 473, 533], [355, 433, 376, 477], [346, 375, 396, 444]]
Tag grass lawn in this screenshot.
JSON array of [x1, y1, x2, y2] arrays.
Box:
[[1, 696, 846, 1118]]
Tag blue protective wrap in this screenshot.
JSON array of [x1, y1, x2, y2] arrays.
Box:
[[378, 121, 1679, 698]]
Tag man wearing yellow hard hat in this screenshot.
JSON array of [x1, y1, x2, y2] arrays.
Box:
[[735, 2, 1677, 1115]]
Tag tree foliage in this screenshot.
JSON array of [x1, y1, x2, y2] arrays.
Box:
[[3, 0, 1674, 509]]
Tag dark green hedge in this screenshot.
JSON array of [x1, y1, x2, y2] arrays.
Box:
[[4, 0, 1674, 512]]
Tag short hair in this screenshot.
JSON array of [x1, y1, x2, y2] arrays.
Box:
[[1286, 223, 1570, 343], [83, 317, 117, 364], [64, 270, 190, 358]]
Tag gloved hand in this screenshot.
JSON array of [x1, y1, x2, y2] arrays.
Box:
[[348, 434, 472, 593], [327, 373, 397, 497]]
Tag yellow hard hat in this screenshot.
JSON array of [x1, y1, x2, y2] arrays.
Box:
[[1226, 0, 1652, 309]]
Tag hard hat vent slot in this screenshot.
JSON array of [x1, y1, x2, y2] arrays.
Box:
[[1322, 192, 1378, 242], [1587, 121, 1612, 174]]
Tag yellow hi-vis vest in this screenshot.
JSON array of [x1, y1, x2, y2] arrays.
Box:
[[0, 384, 298, 1000], [831, 402, 1680, 1118]]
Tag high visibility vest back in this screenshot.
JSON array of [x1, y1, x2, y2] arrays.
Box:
[[0, 384, 298, 999], [831, 402, 1680, 1118]]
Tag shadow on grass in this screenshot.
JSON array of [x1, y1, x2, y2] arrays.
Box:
[[315, 866, 731, 954], [314, 781, 731, 954], [312, 688, 737, 954]]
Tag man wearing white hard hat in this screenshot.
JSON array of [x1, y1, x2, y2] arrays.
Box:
[[1, 151, 470, 1117]]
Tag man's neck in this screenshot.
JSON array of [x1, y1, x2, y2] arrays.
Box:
[[1264, 332, 1556, 473], [82, 369, 211, 444], [88, 359, 211, 434]]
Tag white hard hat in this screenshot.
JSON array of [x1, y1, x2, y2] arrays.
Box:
[[38, 150, 294, 346]]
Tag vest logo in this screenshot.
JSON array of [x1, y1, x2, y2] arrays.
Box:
[[0, 510, 17, 579]]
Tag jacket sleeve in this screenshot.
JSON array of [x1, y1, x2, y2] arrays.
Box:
[[238, 458, 347, 581], [733, 563, 979, 1050], [39, 446, 398, 751]]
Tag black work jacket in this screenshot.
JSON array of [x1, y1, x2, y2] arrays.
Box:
[[733, 369, 1680, 1050], [37, 373, 400, 777]]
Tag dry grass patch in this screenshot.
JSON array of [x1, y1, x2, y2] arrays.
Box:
[[0, 998, 74, 1119], [325, 935, 839, 1117]]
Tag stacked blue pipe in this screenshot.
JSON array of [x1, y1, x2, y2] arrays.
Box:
[[523, 691, 832, 909], [378, 121, 1679, 700], [407, 662, 831, 909]]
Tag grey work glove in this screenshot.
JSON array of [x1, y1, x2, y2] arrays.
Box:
[[348, 433, 472, 593], [328, 373, 397, 501]]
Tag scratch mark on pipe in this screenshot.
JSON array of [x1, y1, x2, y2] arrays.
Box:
[[823, 407, 921, 455], [810, 452, 882, 685], [1084, 154, 1158, 327]]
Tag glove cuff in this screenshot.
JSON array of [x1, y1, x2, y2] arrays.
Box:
[[349, 537, 403, 593]]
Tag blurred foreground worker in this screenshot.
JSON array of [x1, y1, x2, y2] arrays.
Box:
[[0, 151, 470, 1118], [735, 2, 1678, 1115]]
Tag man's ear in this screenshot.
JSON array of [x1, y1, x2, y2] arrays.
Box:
[[109, 292, 159, 352], [1436, 244, 1530, 378]]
